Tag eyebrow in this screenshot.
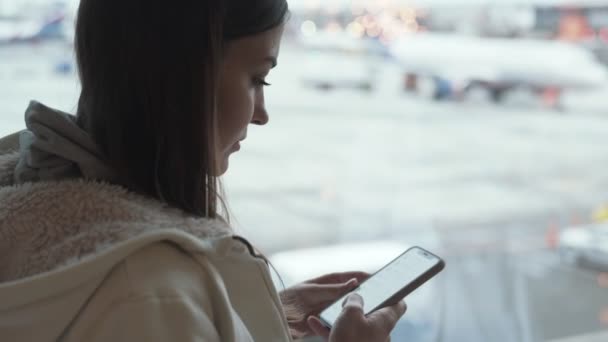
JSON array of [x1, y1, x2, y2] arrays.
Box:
[[265, 56, 278, 68]]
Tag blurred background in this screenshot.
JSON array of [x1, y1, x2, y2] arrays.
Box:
[[2, 0, 608, 341]]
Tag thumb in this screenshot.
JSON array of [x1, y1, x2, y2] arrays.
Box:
[[342, 293, 364, 310]]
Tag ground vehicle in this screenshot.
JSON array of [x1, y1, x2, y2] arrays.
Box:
[[297, 32, 385, 92], [559, 223, 608, 271]]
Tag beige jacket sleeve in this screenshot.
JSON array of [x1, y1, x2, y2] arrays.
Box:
[[78, 293, 223, 341], [63, 242, 255, 342]]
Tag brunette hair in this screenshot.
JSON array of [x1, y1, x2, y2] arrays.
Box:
[[74, 0, 288, 217]]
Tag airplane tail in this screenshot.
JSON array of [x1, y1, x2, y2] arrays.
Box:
[[33, 14, 66, 40]]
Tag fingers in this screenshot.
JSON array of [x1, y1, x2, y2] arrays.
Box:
[[394, 300, 407, 317], [305, 279, 359, 302], [306, 271, 370, 285], [307, 316, 330, 339], [337, 271, 370, 283], [343, 293, 364, 307], [329, 277, 359, 289], [341, 293, 365, 318]]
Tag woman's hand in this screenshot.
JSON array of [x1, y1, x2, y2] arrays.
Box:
[[307, 293, 407, 342], [279, 271, 369, 339]]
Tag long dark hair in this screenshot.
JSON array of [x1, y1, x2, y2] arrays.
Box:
[[74, 0, 288, 218]]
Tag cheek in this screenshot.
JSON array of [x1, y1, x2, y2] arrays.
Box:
[[255, 89, 265, 111], [217, 78, 255, 146]]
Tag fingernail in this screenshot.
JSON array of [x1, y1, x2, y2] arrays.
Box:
[[345, 278, 358, 286]]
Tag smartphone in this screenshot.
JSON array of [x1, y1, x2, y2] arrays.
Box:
[[319, 246, 445, 328]]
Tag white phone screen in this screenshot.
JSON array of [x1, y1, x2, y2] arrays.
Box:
[[320, 247, 440, 327]]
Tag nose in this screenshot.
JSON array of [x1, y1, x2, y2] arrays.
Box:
[[251, 104, 269, 126]]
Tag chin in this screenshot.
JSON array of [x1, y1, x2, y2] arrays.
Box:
[[215, 158, 229, 176], [213, 149, 234, 176]]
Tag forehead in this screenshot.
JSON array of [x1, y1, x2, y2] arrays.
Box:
[[225, 25, 284, 63]]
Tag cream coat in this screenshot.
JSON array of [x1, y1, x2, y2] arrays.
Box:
[[0, 142, 293, 341]]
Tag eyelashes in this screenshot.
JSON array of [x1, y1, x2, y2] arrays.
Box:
[[253, 77, 271, 87]]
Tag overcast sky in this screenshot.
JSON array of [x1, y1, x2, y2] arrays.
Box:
[[3, 0, 608, 17], [288, 0, 608, 9]]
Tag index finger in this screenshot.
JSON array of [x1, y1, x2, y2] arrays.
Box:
[[301, 281, 359, 303], [306, 271, 370, 285]]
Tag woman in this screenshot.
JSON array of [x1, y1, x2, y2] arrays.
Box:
[[0, 0, 406, 341]]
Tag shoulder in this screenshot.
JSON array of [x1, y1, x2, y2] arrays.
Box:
[[0, 169, 233, 281]]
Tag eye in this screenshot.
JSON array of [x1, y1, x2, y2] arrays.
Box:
[[253, 76, 271, 87]]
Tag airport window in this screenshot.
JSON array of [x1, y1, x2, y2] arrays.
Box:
[[1, 1, 608, 341]]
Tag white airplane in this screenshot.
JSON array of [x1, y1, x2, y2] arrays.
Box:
[[0, 14, 65, 45], [389, 33, 608, 105]]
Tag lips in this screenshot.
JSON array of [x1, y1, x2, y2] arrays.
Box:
[[231, 136, 246, 152]]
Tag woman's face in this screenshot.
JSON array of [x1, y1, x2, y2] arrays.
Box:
[[216, 24, 284, 174]]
